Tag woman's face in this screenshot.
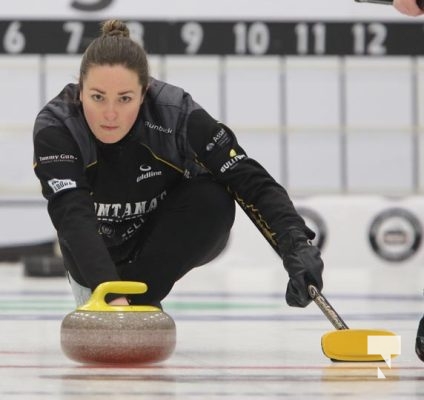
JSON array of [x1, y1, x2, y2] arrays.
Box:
[[79, 64, 145, 144]]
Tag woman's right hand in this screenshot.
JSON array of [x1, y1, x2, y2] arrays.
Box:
[[108, 296, 130, 306]]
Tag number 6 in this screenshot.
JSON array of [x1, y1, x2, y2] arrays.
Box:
[[3, 21, 25, 54]]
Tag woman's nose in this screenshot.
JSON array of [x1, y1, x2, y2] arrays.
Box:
[[104, 104, 118, 121]]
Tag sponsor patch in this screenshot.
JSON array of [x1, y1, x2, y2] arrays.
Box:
[[206, 127, 231, 152], [48, 178, 77, 193], [220, 152, 246, 173], [144, 121, 173, 134], [136, 164, 163, 182], [39, 154, 78, 164]]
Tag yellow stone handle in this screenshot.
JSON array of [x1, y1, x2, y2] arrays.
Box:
[[77, 281, 161, 312]]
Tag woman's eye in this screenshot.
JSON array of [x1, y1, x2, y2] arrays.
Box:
[[120, 96, 132, 103], [91, 94, 103, 102]]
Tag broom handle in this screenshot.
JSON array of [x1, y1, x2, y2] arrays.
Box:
[[308, 285, 349, 330]]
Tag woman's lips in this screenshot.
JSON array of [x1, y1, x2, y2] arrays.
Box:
[[101, 125, 118, 131]]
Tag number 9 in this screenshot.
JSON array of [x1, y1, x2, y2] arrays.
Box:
[[181, 22, 203, 54]]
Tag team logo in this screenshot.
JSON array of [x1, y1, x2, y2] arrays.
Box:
[[136, 164, 162, 182], [206, 142, 215, 151], [369, 208, 422, 262], [98, 223, 115, 238], [296, 207, 327, 250], [140, 164, 151, 172]]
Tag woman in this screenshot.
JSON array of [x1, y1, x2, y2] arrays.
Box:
[[33, 19, 323, 308]]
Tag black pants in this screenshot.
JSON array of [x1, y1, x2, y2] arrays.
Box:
[[68, 177, 235, 305]]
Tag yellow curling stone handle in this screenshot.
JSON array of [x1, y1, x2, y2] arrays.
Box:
[[77, 281, 162, 312]]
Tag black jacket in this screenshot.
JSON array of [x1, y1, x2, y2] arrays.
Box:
[[33, 78, 310, 290]]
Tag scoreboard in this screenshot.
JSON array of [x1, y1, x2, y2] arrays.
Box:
[[0, 19, 423, 56]]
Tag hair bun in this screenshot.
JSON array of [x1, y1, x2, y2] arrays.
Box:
[[101, 19, 130, 38]]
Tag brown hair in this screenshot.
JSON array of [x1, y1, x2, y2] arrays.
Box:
[[79, 19, 149, 94]]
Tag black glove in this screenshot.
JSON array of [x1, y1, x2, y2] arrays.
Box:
[[281, 229, 324, 307]]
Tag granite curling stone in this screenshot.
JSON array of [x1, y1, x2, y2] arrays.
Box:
[[60, 281, 176, 364]]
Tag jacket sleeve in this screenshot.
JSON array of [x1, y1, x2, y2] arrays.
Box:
[[33, 126, 120, 289], [186, 109, 314, 258]]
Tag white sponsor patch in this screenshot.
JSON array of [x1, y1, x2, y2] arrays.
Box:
[[220, 154, 246, 173], [144, 121, 173, 134], [48, 178, 77, 193], [39, 154, 78, 163]]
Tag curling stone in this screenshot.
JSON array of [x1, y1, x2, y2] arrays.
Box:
[[60, 281, 176, 364]]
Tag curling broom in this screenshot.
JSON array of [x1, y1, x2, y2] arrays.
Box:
[[308, 285, 399, 362]]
